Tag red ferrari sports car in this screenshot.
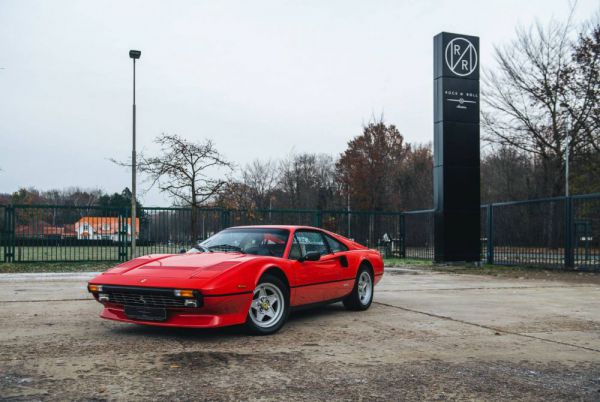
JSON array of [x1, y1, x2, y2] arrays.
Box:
[[88, 225, 384, 335]]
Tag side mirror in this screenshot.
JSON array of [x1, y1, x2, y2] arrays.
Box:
[[301, 251, 321, 262], [179, 248, 187, 254]]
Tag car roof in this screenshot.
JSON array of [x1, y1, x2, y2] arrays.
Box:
[[222, 225, 360, 247], [225, 225, 320, 230]]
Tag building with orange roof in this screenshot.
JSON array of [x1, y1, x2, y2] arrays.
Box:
[[75, 217, 140, 241], [14, 223, 76, 239]]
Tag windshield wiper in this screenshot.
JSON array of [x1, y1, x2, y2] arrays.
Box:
[[194, 244, 210, 252], [207, 244, 243, 253]]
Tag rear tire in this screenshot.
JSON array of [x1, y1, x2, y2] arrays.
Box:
[[343, 265, 373, 311], [244, 274, 289, 335]]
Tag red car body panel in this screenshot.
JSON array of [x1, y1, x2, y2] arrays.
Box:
[[88, 225, 384, 328]]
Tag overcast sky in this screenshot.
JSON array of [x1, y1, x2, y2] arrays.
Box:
[[0, 0, 597, 206]]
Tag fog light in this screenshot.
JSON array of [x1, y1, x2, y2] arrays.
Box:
[[98, 293, 109, 302], [88, 284, 103, 292], [174, 289, 194, 298], [184, 299, 198, 307]]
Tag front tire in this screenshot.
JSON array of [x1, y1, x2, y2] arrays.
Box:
[[245, 274, 289, 335], [343, 265, 374, 311]]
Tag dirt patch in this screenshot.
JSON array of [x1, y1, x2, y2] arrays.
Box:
[[162, 350, 301, 371], [3, 356, 600, 401]]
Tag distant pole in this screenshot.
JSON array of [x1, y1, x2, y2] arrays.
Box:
[[565, 121, 571, 198], [347, 183, 351, 238], [129, 50, 141, 258], [561, 103, 571, 198]]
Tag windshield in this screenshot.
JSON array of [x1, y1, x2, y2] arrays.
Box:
[[189, 228, 290, 257]]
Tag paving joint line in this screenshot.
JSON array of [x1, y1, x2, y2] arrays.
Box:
[[0, 298, 90, 303], [377, 285, 593, 292], [374, 301, 600, 354]]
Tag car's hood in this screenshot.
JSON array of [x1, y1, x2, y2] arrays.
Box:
[[102, 253, 248, 280]]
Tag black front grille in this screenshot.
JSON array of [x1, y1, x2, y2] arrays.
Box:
[[100, 285, 202, 308], [108, 292, 185, 307]]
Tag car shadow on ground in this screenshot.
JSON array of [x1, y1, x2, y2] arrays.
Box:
[[107, 302, 351, 339]]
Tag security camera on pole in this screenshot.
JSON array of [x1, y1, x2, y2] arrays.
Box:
[[129, 49, 141, 258]]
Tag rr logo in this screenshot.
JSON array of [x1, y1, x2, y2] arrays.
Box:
[[444, 37, 478, 77]]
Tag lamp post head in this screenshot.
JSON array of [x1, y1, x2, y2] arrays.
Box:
[[129, 50, 141, 59]]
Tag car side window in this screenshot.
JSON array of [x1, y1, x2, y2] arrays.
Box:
[[324, 234, 348, 253], [290, 231, 329, 258]]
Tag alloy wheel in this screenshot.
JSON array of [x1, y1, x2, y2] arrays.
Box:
[[357, 271, 372, 305], [249, 283, 285, 328]]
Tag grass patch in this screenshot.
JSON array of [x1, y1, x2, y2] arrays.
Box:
[[432, 263, 537, 275], [385, 258, 564, 274], [1, 246, 183, 262], [383, 258, 434, 267], [0, 261, 115, 273]]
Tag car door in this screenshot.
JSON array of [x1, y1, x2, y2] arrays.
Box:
[[322, 232, 355, 297], [290, 230, 348, 305]]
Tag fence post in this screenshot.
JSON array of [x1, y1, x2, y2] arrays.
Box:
[[220, 209, 231, 230], [3, 206, 15, 263], [347, 210, 351, 238], [117, 212, 122, 262], [399, 213, 406, 258], [314, 210, 322, 228], [118, 209, 128, 262], [486, 204, 494, 265], [368, 213, 374, 247], [565, 196, 574, 268]]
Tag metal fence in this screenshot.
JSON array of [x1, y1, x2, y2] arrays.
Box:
[[402, 210, 434, 260], [0, 204, 403, 263], [481, 194, 600, 270], [1, 193, 599, 270]]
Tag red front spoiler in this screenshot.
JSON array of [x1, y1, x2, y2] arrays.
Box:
[[98, 292, 252, 328]]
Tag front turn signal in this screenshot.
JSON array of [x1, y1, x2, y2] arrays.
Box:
[[174, 289, 194, 298], [88, 284, 103, 293]]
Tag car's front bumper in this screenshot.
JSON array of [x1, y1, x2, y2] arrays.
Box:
[[98, 292, 252, 328]]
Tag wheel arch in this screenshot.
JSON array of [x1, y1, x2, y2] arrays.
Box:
[[359, 258, 374, 277], [256, 265, 290, 292]]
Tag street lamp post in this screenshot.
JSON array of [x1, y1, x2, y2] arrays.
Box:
[[129, 49, 141, 258], [566, 131, 570, 197], [564, 113, 571, 198], [560, 103, 572, 198]]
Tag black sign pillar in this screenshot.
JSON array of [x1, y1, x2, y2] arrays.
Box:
[[433, 32, 480, 262]]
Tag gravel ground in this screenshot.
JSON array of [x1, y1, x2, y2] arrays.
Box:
[[1, 267, 599, 401]]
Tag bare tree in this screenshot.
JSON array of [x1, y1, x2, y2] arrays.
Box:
[[242, 159, 280, 209], [483, 10, 600, 196], [121, 134, 232, 241], [481, 146, 535, 203], [395, 143, 433, 210], [570, 21, 600, 164], [66, 187, 103, 214], [216, 181, 256, 210], [279, 153, 337, 209]]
